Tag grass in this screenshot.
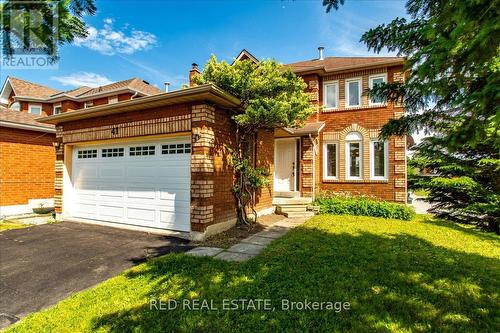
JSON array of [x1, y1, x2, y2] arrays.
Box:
[[0, 221, 28, 231], [7, 215, 500, 333]]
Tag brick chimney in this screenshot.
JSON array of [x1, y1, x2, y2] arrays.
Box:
[[189, 63, 200, 87]]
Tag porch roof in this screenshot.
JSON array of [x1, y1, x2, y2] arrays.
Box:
[[282, 121, 325, 136]]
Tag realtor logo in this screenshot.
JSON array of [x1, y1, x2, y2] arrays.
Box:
[[0, 0, 58, 69]]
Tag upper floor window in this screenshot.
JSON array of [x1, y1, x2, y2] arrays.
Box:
[[345, 78, 362, 108], [369, 74, 387, 105], [345, 132, 363, 179], [28, 104, 42, 115], [323, 81, 338, 110], [53, 104, 62, 115], [108, 96, 118, 104], [370, 140, 388, 180], [323, 142, 338, 180], [84, 101, 93, 108], [10, 102, 20, 111]]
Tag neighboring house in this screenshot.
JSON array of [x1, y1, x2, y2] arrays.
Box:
[[0, 76, 164, 116], [35, 48, 407, 240], [0, 76, 163, 217], [0, 107, 56, 216]]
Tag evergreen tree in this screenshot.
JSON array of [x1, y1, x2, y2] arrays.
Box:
[[324, 0, 500, 232]]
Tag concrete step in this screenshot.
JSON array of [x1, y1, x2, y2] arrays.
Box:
[[273, 197, 312, 205], [274, 191, 301, 198], [276, 206, 308, 214], [282, 211, 315, 218]]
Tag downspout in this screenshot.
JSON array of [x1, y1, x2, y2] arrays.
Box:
[[309, 133, 318, 201], [131, 91, 139, 99]]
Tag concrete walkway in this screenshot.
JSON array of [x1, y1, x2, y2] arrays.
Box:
[[186, 217, 308, 262]]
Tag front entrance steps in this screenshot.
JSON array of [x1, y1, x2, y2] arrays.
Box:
[[273, 196, 316, 218]]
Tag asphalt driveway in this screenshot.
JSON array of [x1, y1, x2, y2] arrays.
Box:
[[0, 221, 191, 329]]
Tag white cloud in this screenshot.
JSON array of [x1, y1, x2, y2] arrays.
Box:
[[51, 72, 113, 87], [75, 18, 157, 55]]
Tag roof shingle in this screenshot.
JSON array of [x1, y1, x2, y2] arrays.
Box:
[[8, 76, 60, 99], [286, 56, 404, 73], [0, 106, 54, 130]]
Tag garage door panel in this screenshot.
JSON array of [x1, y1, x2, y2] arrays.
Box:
[[99, 205, 124, 218], [72, 139, 191, 231], [127, 207, 156, 222], [126, 166, 157, 178], [159, 189, 190, 202], [127, 187, 156, 199], [100, 167, 125, 178]]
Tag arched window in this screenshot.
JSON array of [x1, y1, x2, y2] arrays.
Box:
[[9, 102, 20, 111], [345, 131, 363, 179]]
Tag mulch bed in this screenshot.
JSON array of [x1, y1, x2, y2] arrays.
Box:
[[191, 214, 286, 249]]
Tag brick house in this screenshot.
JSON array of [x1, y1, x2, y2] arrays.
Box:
[[33, 49, 407, 240], [0, 76, 163, 216], [0, 107, 56, 216]]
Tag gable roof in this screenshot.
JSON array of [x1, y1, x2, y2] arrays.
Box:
[[75, 77, 163, 98], [232, 49, 259, 65], [8, 76, 61, 98], [286, 56, 404, 74], [0, 106, 55, 133]]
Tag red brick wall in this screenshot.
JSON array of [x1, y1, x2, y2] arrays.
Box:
[[0, 127, 55, 205], [190, 105, 237, 232], [254, 129, 274, 211], [61, 100, 83, 112], [19, 102, 53, 116], [299, 65, 407, 202]]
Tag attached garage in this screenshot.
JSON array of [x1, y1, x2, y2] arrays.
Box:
[[70, 138, 191, 232], [37, 85, 248, 239]]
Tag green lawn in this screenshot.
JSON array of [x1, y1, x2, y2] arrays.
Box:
[[7, 215, 500, 333], [0, 221, 28, 232]]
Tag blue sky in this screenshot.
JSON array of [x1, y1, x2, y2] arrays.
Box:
[[1, 0, 407, 91]]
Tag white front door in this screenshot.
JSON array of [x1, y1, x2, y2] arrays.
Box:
[[70, 138, 191, 232], [274, 139, 296, 192]]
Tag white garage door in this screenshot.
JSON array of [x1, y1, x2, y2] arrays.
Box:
[[71, 138, 191, 232]]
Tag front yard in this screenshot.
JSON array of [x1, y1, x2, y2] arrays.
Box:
[[7, 215, 499, 332]]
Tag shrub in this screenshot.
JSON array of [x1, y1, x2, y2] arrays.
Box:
[[314, 193, 415, 221]]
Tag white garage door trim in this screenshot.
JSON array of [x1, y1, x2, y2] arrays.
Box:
[[70, 137, 191, 232]]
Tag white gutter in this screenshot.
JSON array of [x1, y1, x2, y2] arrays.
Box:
[[0, 121, 55, 133]]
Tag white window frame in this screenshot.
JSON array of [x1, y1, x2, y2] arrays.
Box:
[[345, 132, 363, 180], [322, 141, 338, 180], [370, 139, 389, 180], [322, 80, 339, 111], [369, 73, 388, 106], [10, 101, 21, 111], [108, 96, 118, 104], [345, 77, 362, 108], [28, 104, 42, 115], [53, 104, 62, 115], [84, 101, 93, 108]]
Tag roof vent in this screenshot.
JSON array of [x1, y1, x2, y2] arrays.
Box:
[[164, 82, 170, 92], [318, 46, 325, 60]]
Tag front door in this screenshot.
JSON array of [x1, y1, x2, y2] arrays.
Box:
[[274, 139, 297, 192]]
